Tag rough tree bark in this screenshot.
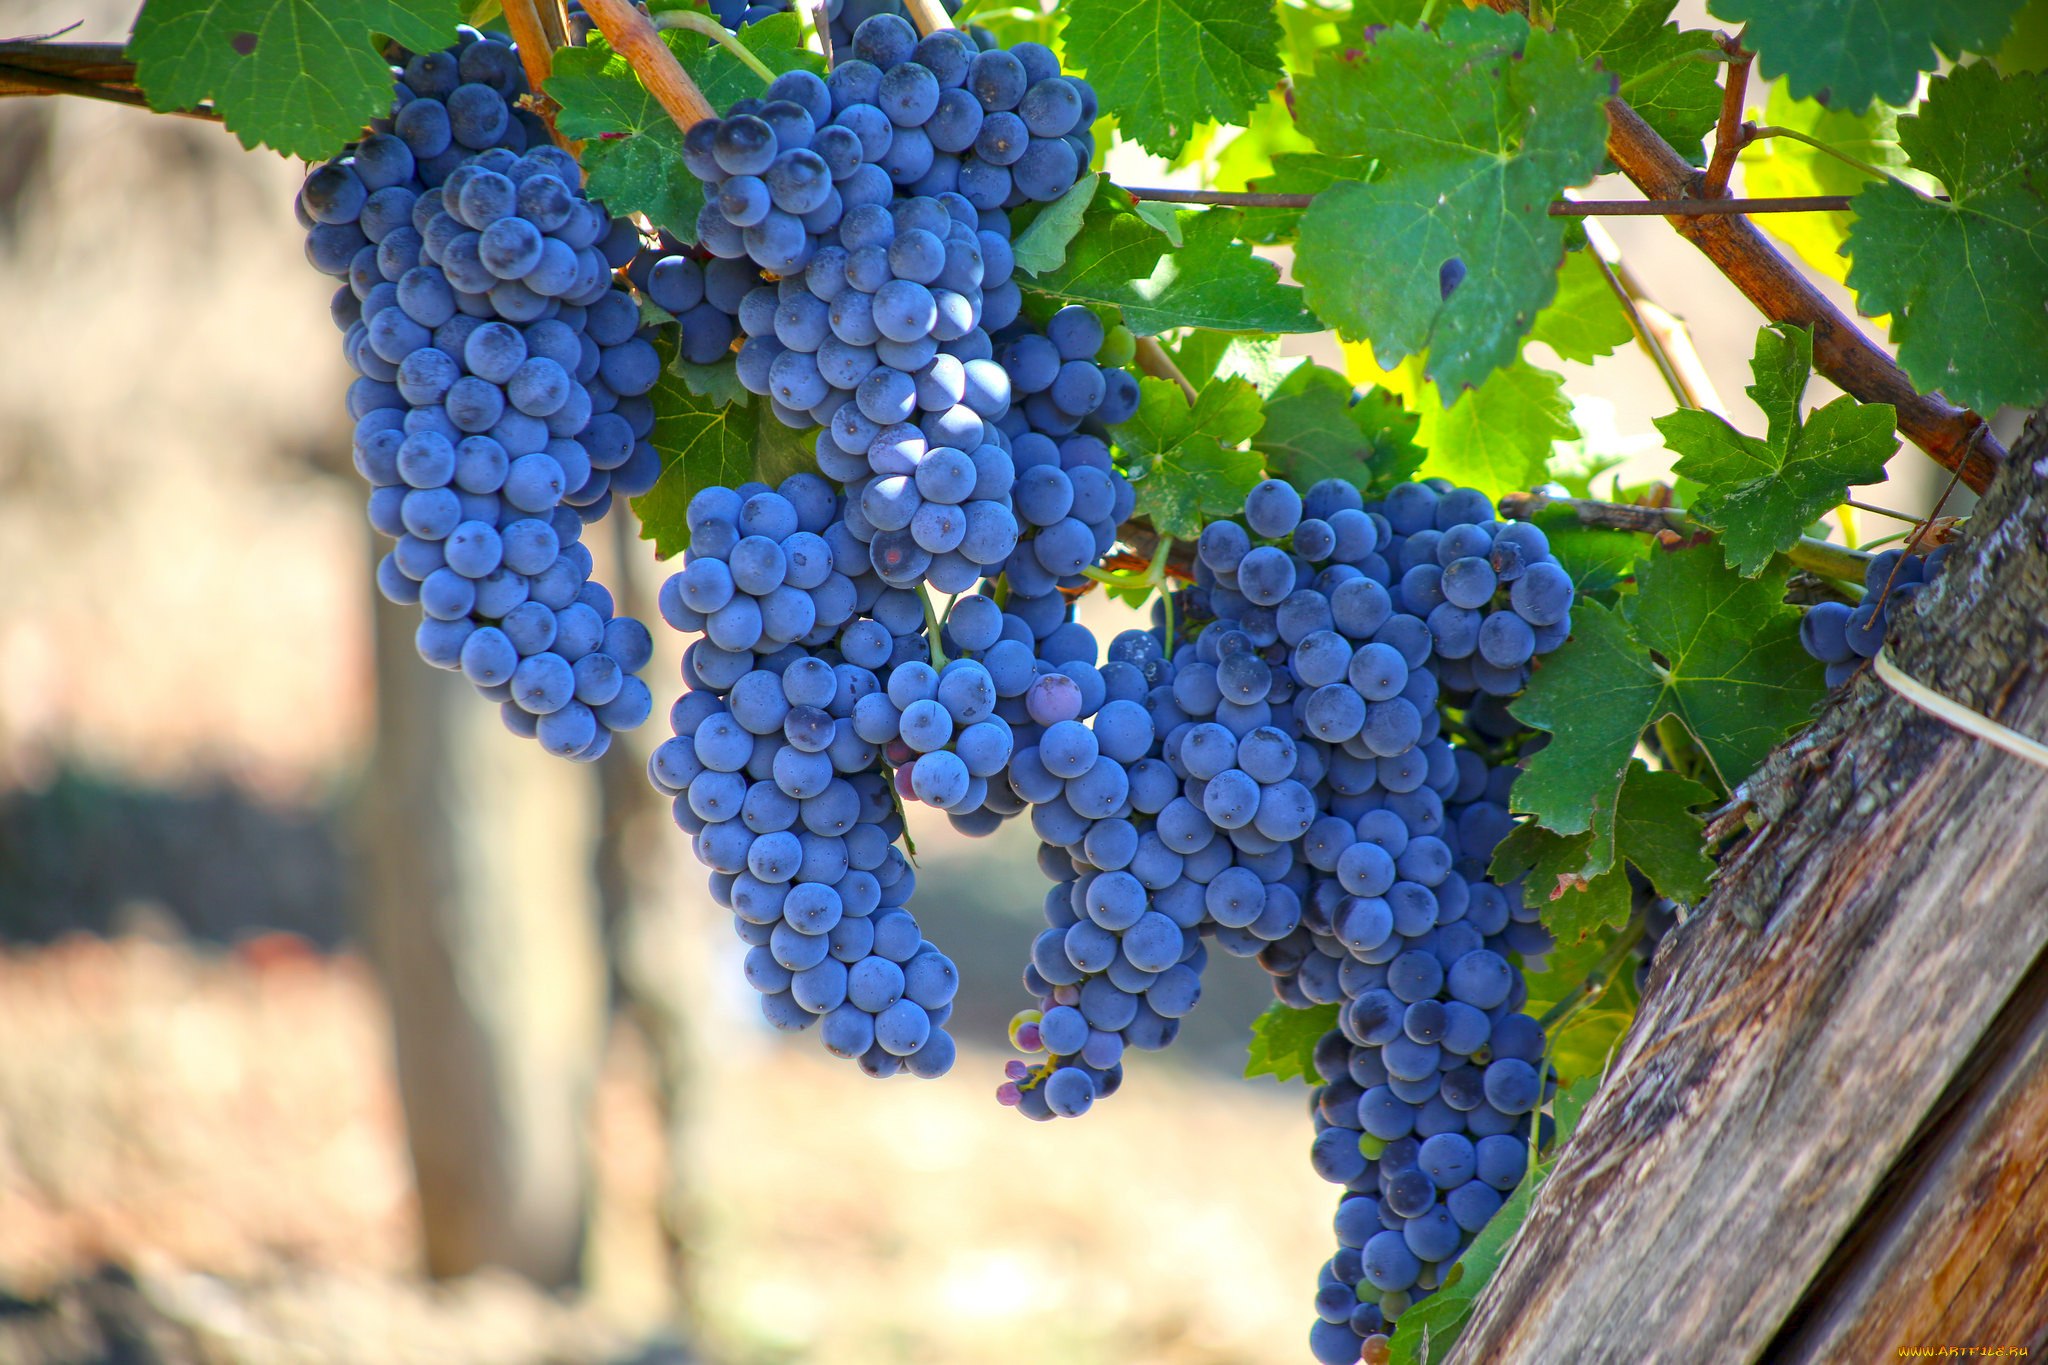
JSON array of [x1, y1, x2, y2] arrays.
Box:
[[354, 580, 609, 1289], [1451, 403, 2048, 1362]]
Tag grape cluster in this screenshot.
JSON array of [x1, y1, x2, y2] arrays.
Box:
[[825, 0, 988, 65], [965, 478, 1575, 1361], [1799, 543, 1950, 687], [649, 479, 963, 1077], [306, 31, 660, 758], [711, 0, 794, 28]]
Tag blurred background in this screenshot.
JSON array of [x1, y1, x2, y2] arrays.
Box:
[[0, 1, 2025, 1362]]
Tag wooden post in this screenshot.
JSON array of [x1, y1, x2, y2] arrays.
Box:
[[354, 580, 608, 1288], [1450, 404, 2048, 1361]]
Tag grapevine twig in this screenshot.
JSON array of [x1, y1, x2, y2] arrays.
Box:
[[0, 42, 218, 120], [500, 0, 570, 148], [582, 0, 717, 128], [1582, 220, 1725, 413], [1744, 125, 1902, 187], [1497, 490, 1872, 584], [1132, 336, 1198, 404], [1118, 186, 1852, 215], [651, 10, 777, 85], [1842, 498, 1918, 522], [1585, 234, 1694, 412], [1597, 98, 2003, 492], [1699, 36, 1752, 199], [1870, 424, 1978, 612], [535, 0, 573, 52]]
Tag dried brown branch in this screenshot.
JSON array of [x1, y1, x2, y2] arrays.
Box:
[[580, 0, 716, 129], [1497, 490, 1872, 583], [1600, 98, 2003, 493], [0, 41, 216, 120]]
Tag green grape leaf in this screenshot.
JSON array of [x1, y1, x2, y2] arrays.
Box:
[[1740, 81, 1914, 287], [1528, 250, 1635, 366], [1167, 332, 1302, 398], [669, 354, 750, 408], [1131, 200, 1183, 244], [1844, 64, 2048, 415], [1292, 10, 1613, 396], [1253, 363, 1425, 495], [633, 338, 819, 557], [1057, 0, 1285, 158], [129, 0, 460, 158], [1010, 173, 1103, 276], [1530, 504, 1650, 597], [632, 395, 755, 560], [1521, 838, 1635, 943], [1998, 0, 2048, 72], [1244, 1001, 1340, 1083], [1495, 760, 1716, 936], [550, 17, 822, 242], [752, 403, 819, 489], [1414, 359, 1578, 498], [1025, 204, 1316, 336], [1659, 326, 1897, 576], [1512, 546, 1823, 836], [1552, 0, 1723, 155], [1386, 1069, 1597, 1365], [1212, 91, 1321, 190], [1706, 0, 2028, 111], [1116, 376, 1266, 541], [1613, 765, 1719, 904]]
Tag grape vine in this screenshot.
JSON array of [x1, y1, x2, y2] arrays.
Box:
[[9, 0, 2044, 1356]]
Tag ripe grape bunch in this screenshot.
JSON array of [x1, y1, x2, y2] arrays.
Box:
[[302, 29, 662, 759], [635, 12, 1144, 1081], [971, 476, 1571, 1361], [300, 10, 1583, 1361], [1799, 543, 1950, 686]]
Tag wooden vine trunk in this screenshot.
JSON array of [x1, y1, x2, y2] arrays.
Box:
[[1451, 404, 2048, 1361], [354, 581, 609, 1288]]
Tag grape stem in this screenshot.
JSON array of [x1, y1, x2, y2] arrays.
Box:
[[1742, 125, 1905, 189], [650, 10, 778, 86], [582, 0, 717, 128], [1496, 490, 1873, 586], [917, 583, 947, 669]]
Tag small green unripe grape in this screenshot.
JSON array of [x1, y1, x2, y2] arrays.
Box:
[[1099, 323, 1136, 368], [1358, 1132, 1388, 1159], [1380, 1289, 1413, 1320]]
